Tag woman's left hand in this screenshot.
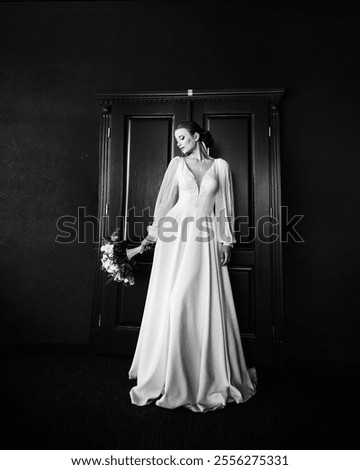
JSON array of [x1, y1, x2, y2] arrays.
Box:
[[140, 237, 156, 254], [220, 244, 232, 266]]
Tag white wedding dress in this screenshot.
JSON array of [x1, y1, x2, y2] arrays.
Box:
[[128, 156, 257, 412]]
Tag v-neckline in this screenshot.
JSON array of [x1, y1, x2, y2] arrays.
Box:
[[183, 157, 215, 193]]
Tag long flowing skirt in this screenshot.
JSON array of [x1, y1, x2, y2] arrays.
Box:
[[129, 206, 257, 412]]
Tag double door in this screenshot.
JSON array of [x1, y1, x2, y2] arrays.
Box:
[[92, 89, 284, 367]]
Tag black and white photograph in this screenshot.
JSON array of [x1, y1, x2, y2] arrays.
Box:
[[1, 0, 359, 464]]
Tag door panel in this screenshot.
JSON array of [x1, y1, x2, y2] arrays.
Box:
[[205, 114, 252, 245], [125, 116, 174, 243]]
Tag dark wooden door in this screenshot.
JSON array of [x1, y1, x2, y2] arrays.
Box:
[[92, 90, 284, 367]]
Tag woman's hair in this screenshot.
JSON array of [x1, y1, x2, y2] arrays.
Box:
[[176, 121, 214, 149]]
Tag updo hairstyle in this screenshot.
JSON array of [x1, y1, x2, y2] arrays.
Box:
[[176, 121, 214, 149]]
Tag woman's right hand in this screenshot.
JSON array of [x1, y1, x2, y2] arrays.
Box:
[[140, 237, 156, 254]]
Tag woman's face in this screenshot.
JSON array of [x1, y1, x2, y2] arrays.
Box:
[[175, 128, 199, 155]]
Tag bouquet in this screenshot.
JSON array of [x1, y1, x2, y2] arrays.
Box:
[[100, 228, 153, 286]]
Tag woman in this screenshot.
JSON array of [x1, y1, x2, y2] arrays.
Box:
[[128, 121, 257, 412]]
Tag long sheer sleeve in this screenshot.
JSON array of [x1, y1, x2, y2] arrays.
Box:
[[214, 159, 237, 247], [147, 156, 180, 241]]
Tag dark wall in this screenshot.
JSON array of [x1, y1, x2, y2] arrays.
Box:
[[1, 1, 359, 363]]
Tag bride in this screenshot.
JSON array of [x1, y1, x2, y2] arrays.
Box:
[[128, 121, 257, 413]]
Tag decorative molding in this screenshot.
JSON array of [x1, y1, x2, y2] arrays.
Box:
[[269, 102, 285, 367], [97, 89, 285, 105], [90, 107, 112, 334]]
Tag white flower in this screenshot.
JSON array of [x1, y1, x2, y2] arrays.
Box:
[[101, 256, 119, 274], [107, 264, 118, 274], [101, 257, 110, 269], [101, 244, 114, 255], [114, 272, 124, 282]]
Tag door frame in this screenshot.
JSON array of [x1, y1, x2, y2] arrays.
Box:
[[90, 89, 285, 367]]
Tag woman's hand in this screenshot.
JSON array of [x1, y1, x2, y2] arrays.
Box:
[[140, 237, 156, 254], [220, 244, 232, 266]]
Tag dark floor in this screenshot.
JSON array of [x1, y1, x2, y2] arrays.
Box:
[[1, 344, 359, 450]]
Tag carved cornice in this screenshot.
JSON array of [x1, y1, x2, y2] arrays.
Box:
[[97, 89, 285, 105]]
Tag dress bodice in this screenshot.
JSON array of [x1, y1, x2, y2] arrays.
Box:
[[147, 155, 236, 247], [178, 157, 219, 211]]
